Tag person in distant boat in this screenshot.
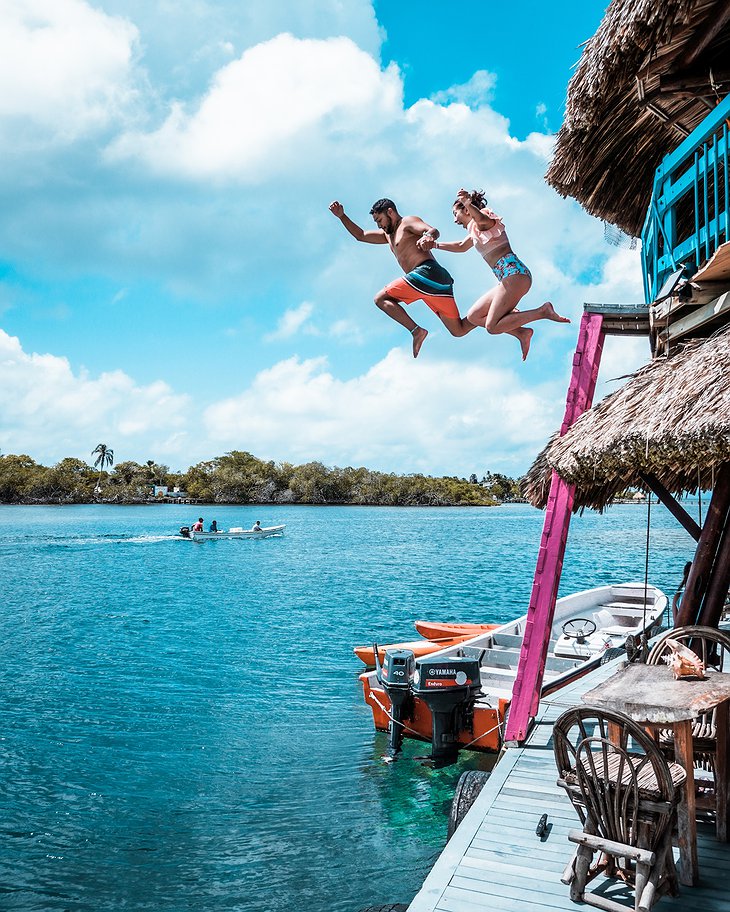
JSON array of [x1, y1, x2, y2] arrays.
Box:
[[419, 189, 570, 360], [209, 520, 218, 533], [328, 198, 474, 358], [191, 517, 204, 532], [252, 521, 263, 532]]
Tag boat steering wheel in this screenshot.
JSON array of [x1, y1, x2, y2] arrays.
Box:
[[561, 618, 597, 640]]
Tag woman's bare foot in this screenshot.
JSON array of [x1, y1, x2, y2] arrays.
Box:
[[516, 327, 533, 361], [411, 326, 428, 358], [540, 301, 571, 324]]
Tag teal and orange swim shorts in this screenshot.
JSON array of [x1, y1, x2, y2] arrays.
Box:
[[384, 260, 459, 320]]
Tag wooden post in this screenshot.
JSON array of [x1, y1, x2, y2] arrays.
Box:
[[673, 719, 699, 886], [676, 462, 730, 627], [505, 312, 605, 743], [697, 508, 730, 628]]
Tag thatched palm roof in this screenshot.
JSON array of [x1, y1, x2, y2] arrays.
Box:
[[547, 0, 730, 237], [523, 327, 730, 511]]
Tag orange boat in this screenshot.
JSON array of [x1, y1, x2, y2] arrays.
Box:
[[354, 635, 475, 667], [360, 583, 669, 758], [414, 621, 499, 640]]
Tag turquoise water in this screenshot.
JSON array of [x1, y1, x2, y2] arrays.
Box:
[[0, 503, 696, 911]]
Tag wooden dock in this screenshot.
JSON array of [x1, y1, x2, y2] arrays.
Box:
[[407, 658, 730, 912]]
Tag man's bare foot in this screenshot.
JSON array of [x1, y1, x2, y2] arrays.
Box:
[[540, 301, 571, 324], [517, 327, 533, 361], [411, 326, 428, 358]]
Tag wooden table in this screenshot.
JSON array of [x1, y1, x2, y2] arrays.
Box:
[[583, 662, 730, 887]]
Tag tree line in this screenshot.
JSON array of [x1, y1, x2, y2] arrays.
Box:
[[0, 451, 523, 507]]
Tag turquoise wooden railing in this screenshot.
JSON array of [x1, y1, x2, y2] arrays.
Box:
[[641, 92, 730, 303]]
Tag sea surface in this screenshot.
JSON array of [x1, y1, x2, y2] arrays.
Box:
[[0, 503, 698, 911]]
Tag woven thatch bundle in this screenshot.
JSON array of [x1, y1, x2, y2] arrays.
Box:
[[523, 328, 730, 511], [547, 0, 728, 237]]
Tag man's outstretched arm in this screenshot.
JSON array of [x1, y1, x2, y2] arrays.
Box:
[[329, 201, 387, 244]]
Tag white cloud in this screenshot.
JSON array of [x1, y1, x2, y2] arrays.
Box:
[[265, 302, 316, 341], [0, 0, 138, 141], [431, 70, 496, 108], [0, 330, 190, 462], [109, 33, 402, 179], [203, 349, 563, 475]]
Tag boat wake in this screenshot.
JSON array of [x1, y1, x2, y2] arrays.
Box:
[[30, 533, 183, 547]]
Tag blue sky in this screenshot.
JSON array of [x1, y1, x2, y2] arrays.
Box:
[[0, 0, 649, 476]]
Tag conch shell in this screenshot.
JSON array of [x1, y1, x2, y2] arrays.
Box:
[[662, 638, 706, 680]]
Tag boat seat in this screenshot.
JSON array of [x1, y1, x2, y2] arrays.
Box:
[[600, 603, 652, 614], [594, 607, 643, 629], [478, 647, 521, 666], [490, 633, 523, 648], [611, 586, 656, 602]]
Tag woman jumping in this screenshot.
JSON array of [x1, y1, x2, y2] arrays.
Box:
[[419, 189, 569, 360]]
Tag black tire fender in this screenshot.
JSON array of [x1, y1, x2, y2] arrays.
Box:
[[447, 769, 491, 840], [600, 646, 626, 665]]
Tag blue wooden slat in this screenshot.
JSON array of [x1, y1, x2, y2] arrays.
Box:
[[641, 94, 730, 301]]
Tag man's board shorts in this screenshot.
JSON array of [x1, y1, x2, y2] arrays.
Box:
[[492, 252, 531, 282], [384, 260, 459, 320]]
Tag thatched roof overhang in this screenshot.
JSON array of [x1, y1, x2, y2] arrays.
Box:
[[547, 0, 730, 237], [523, 328, 730, 511]]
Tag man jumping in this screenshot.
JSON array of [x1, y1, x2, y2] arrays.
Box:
[[329, 198, 474, 358]]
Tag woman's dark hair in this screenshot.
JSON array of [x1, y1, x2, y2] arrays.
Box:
[[370, 198, 397, 215], [453, 189, 487, 210]]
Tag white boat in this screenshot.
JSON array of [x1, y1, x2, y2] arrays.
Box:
[[179, 524, 285, 541], [360, 582, 668, 756]]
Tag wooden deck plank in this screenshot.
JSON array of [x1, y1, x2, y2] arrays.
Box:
[[461, 850, 567, 876], [407, 653, 730, 912]]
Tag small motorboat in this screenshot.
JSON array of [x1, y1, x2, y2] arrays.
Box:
[[354, 635, 477, 668], [360, 582, 667, 760], [414, 621, 499, 640], [179, 524, 285, 541]]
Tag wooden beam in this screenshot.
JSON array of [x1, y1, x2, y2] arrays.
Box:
[[651, 294, 690, 324], [651, 277, 726, 320], [683, 280, 730, 304], [659, 70, 730, 94], [697, 510, 730, 627], [638, 471, 702, 541], [644, 102, 691, 137], [676, 462, 730, 627], [658, 291, 730, 345], [683, 1, 730, 69]]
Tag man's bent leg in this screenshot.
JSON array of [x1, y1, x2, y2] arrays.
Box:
[[374, 289, 428, 358]]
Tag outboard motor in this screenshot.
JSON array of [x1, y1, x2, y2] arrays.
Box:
[[374, 647, 415, 757], [412, 655, 482, 762], [179, 526, 191, 538]]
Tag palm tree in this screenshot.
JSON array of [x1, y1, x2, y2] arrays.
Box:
[[91, 444, 114, 493]]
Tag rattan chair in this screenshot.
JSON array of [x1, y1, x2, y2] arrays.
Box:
[[554, 705, 686, 912], [647, 625, 730, 838]]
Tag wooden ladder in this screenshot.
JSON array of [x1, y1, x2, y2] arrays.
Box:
[[504, 312, 605, 743]]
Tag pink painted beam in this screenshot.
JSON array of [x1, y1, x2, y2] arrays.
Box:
[[504, 311, 605, 744]]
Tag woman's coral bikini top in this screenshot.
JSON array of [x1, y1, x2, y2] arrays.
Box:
[[468, 210, 508, 261]]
